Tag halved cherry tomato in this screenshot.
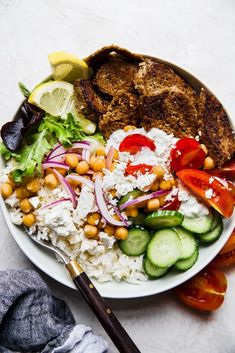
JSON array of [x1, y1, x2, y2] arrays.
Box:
[[213, 176, 235, 203], [209, 159, 235, 181], [210, 230, 235, 268], [119, 134, 156, 155], [160, 195, 181, 210], [177, 169, 234, 218], [125, 163, 153, 176], [174, 267, 227, 311], [170, 138, 206, 172]]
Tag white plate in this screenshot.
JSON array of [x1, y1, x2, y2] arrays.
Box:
[[1, 55, 235, 298]]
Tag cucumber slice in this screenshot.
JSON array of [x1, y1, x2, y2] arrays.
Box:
[[173, 227, 197, 260], [210, 212, 222, 231], [144, 210, 184, 230], [119, 226, 151, 256], [143, 257, 168, 279], [181, 212, 213, 234], [147, 229, 181, 267], [118, 189, 143, 207], [174, 247, 199, 271], [129, 212, 146, 226], [198, 221, 223, 244]]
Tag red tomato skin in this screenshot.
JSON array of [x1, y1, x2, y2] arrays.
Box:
[[170, 138, 206, 172], [160, 195, 181, 211], [176, 169, 234, 218], [174, 267, 227, 311], [209, 159, 235, 181], [119, 134, 156, 154], [125, 163, 153, 176], [210, 230, 235, 268]]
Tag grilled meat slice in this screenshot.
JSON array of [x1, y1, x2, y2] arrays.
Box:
[[140, 88, 198, 137], [84, 45, 143, 68], [134, 58, 197, 104], [198, 88, 235, 167], [94, 58, 138, 96], [73, 79, 109, 122], [99, 90, 139, 139]]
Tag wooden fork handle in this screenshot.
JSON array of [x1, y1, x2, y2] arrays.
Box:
[[67, 259, 141, 353]]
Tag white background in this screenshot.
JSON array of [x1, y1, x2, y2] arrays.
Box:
[[0, 0, 235, 352]]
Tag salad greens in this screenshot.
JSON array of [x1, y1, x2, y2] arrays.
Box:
[[0, 113, 100, 183], [18, 82, 31, 98]]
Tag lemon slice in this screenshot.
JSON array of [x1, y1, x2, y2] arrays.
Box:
[[28, 80, 97, 134], [28, 81, 74, 117], [48, 51, 90, 83]]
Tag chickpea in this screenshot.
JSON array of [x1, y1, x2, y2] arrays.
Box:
[[16, 187, 31, 200], [84, 224, 98, 238], [126, 207, 139, 218], [45, 167, 54, 176], [65, 154, 79, 168], [169, 179, 177, 187], [158, 195, 166, 207], [92, 158, 106, 172], [115, 227, 128, 240], [113, 149, 119, 160], [89, 154, 96, 168], [67, 178, 80, 189], [87, 212, 101, 226], [44, 173, 58, 190], [26, 178, 41, 193], [75, 161, 90, 174], [22, 213, 36, 227], [1, 183, 13, 199], [150, 180, 159, 192], [55, 168, 67, 176], [203, 156, 216, 170], [96, 146, 106, 156], [97, 219, 106, 230], [124, 125, 136, 132], [92, 171, 103, 182], [110, 162, 117, 172], [200, 144, 208, 155], [159, 180, 172, 190], [147, 198, 160, 212], [104, 224, 115, 236], [110, 189, 117, 197], [152, 165, 165, 179], [20, 198, 33, 213], [113, 214, 120, 221]]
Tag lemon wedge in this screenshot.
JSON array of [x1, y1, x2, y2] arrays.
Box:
[[28, 80, 96, 134], [48, 51, 90, 83]]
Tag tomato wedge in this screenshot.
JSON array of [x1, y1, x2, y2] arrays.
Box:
[[125, 163, 153, 176], [160, 195, 181, 210], [170, 138, 206, 172], [119, 134, 156, 155], [209, 158, 235, 181], [210, 230, 235, 268], [174, 267, 227, 311], [177, 169, 234, 218]]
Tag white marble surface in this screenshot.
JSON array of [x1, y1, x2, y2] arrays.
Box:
[[0, 0, 235, 352]]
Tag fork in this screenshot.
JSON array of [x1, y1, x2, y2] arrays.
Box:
[[24, 228, 141, 353]]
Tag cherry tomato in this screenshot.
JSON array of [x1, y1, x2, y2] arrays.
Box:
[[210, 230, 235, 268], [119, 134, 156, 155], [213, 176, 235, 203], [174, 267, 227, 311], [160, 195, 181, 210], [125, 163, 153, 176], [176, 169, 234, 218], [209, 159, 235, 181], [170, 138, 206, 172]]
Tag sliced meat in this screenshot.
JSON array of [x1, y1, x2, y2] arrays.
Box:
[[134, 58, 197, 104], [73, 79, 109, 122], [94, 58, 138, 96], [99, 90, 139, 139], [84, 45, 143, 68], [198, 88, 235, 167], [140, 88, 198, 137]]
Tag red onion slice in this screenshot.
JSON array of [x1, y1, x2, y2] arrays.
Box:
[[46, 143, 61, 160], [50, 152, 82, 163], [72, 142, 90, 150], [82, 149, 91, 162], [66, 174, 94, 188], [40, 198, 70, 209], [111, 203, 130, 227], [95, 173, 127, 227], [52, 169, 77, 208], [42, 161, 70, 170], [119, 189, 169, 210], [106, 146, 115, 170]]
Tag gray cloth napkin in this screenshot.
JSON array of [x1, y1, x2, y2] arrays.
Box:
[[0, 270, 108, 353]]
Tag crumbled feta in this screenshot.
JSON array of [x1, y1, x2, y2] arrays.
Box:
[[205, 188, 213, 199], [10, 209, 23, 225], [5, 192, 18, 208], [178, 182, 209, 217], [29, 196, 40, 209], [209, 177, 214, 184]]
